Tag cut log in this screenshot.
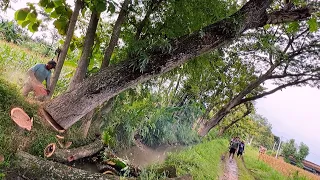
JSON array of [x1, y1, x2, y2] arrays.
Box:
[[10, 107, 33, 131], [38, 107, 65, 133], [44, 139, 104, 163], [14, 151, 120, 180]]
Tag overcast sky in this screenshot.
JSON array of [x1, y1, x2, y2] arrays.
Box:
[[256, 84, 320, 165], [3, 0, 320, 166]]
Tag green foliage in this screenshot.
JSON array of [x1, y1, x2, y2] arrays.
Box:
[[14, 0, 72, 35], [295, 143, 309, 162], [165, 139, 228, 179], [29, 133, 56, 157], [236, 157, 254, 180], [101, 127, 116, 148], [0, 21, 25, 44], [282, 139, 297, 162], [288, 171, 308, 180], [14, 6, 41, 33], [138, 165, 167, 180], [242, 146, 287, 180], [307, 17, 318, 32], [0, 78, 36, 168], [282, 140, 309, 166]]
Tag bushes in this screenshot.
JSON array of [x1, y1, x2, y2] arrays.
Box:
[[164, 139, 228, 179]]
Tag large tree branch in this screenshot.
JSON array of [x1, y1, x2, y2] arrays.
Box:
[[266, 7, 314, 25], [219, 103, 253, 135], [43, 0, 315, 130], [239, 77, 314, 104]]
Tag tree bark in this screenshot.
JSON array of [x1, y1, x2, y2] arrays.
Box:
[[49, 0, 82, 97], [68, 11, 100, 90], [42, 2, 313, 130], [79, 109, 95, 138], [100, 0, 130, 69], [14, 151, 120, 180], [44, 139, 104, 163]]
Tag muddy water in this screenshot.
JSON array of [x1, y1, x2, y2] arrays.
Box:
[[73, 143, 185, 172], [116, 143, 185, 168]]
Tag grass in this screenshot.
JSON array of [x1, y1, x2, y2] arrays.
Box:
[[164, 138, 228, 179], [239, 146, 313, 180], [236, 156, 255, 180], [0, 78, 57, 168], [241, 146, 287, 180], [0, 40, 89, 178]]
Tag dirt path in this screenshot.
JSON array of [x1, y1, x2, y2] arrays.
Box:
[[220, 157, 239, 180]]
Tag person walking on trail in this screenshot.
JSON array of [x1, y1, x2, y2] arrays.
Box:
[[237, 140, 245, 157], [22, 60, 56, 99], [229, 137, 239, 162]]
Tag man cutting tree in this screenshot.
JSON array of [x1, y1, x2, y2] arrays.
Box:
[[22, 60, 56, 99]]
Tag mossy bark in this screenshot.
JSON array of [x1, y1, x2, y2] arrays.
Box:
[[14, 151, 120, 180]]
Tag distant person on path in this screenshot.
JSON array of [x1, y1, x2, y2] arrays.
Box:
[[237, 141, 245, 157], [22, 60, 56, 99], [229, 137, 239, 162]]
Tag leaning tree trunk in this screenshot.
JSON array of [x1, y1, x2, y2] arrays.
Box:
[[14, 151, 120, 180], [68, 11, 100, 90], [42, 1, 313, 130], [49, 0, 82, 97], [44, 139, 104, 163], [79, 109, 95, 138], [100, 0, 130, 69]]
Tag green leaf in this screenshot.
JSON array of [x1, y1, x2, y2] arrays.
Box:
[[64, 60, 77, 68], [66, 8, 73, 18], [46, 1, 55, 8], [96, 1, 107, 12], [263, 24, 270, 30], [44, 7, 54, 13], [307, 18, 318, 32], [53, 0, 63, 7], [19, 20, 31, 28], [59, 39, 64, 45], [287, 22, 299, 33], [55, 6, 67, 15], [26, 11, 37, 22], [27, 22, 38, 32], [14, 9, 29, 21], [50, 10, 60, 18], [53, 17, 68, 35], [107, 2, 115, 13], [39, 0, 49, 7]]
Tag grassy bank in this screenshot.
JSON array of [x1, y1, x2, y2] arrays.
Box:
[[0, 79, 57, 169], [164, 138, 228, 179], [238, 146, 312, 180]]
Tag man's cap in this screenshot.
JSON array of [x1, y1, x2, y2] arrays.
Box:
[[47, 60, 56, 68]]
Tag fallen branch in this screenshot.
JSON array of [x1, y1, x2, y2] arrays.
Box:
[[44, 139, 104, 163], [14, 151, 120, 180]]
